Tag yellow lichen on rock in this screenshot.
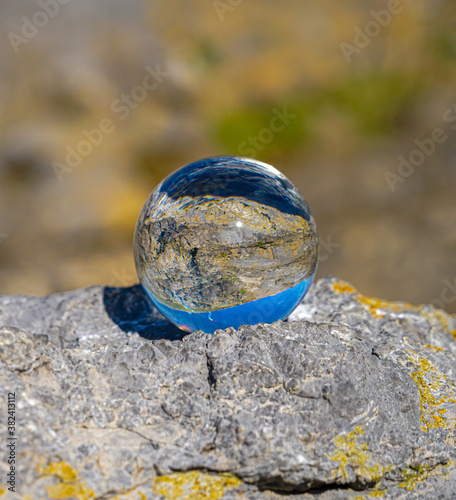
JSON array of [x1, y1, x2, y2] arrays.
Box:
[[451, 330, 456, 341], [424, 345, 444, 352], [327, 425, 389, 483], [38, 461, 95, 500], [332, 282, 358, 295], [332, 281, 452, 331], [408, 352, 456, 432], [398, 463, 435, 490], [152, 471, 242, 500], [354, 489, 387, 498], [332, 281, 412, 318]]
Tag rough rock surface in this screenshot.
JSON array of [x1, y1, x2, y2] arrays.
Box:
[[0, 276, 455, 499]]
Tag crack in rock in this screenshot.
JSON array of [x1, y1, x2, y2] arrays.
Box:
[[0, 276, 455, 498]]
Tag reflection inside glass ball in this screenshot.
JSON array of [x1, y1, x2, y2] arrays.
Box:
[[134, 156, 318, 334]]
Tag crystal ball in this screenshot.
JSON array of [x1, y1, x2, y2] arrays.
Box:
[[134, 156, 318, 334]]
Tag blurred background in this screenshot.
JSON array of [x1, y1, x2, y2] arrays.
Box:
[[0, 0, 455, 312]]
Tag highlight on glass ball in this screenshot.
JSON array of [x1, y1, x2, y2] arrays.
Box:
[[134, 156, 318, 334]]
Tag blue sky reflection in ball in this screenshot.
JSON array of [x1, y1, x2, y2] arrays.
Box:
[[134, 156, 318, 334]]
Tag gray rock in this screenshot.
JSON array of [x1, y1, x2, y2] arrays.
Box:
[[0, 276, 455, 499]]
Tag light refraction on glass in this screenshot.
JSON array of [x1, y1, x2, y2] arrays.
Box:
[[134, 156, 318, 334]]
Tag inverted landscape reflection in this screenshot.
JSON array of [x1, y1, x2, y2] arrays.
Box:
[[134, 156, 318, 334], [144, 275, 315, 334]]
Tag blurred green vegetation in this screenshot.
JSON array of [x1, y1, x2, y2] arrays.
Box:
[[334, 71, 423, 134], [216, 70, 425, 159]]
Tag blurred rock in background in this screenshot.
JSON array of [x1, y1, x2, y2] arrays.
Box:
[[0, 0, 455, 312]]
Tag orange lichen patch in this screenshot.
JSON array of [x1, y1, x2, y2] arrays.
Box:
[[332, 281, 452, 331], [152, 471, 242, 500], [38, 461, 95, 500], [408, 352, 456, 432], [451, 330, 456, 341], [0, 487, 5, 495], [332, 281, 412, 318], [333, 282, 358, 295], [357, 296, 390, 318], [424, 345, 444, 352]]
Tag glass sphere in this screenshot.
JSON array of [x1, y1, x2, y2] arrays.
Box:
[[134, 156, 318, 334]]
